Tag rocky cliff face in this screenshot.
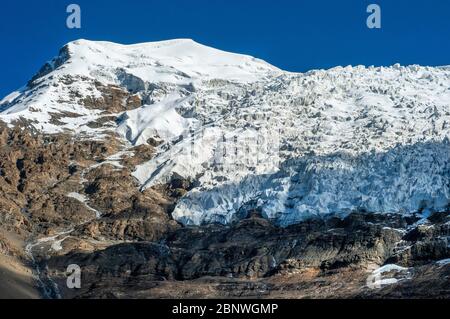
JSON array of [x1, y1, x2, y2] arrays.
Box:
[[0, 39, 449, 298]]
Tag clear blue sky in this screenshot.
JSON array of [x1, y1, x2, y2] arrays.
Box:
[[1, 0, 450, 97]]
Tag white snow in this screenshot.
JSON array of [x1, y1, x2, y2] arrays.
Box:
[[2, 39, 450, 226], [67, 192, 88, 202], [372, 278, 399, 286], [67, 192, 101, 218], [372, 264, 409, 275], [51, 236, 69, 252], [0, 39, 279, 135], [63, 39, 280, 84], [436, 258, 450, 266], [367, 264, 410, 288], [0, 89, 23, 105], [117, 94, 195, 145]]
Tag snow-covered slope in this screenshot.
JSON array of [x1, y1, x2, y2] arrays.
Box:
[[1, 39, 450, 226], [0, 39, 279, 134]]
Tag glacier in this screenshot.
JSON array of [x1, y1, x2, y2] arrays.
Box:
[[1, 39, 450, 226]]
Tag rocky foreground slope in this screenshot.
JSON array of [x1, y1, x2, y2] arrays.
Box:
[[0, 39, 449, 298]]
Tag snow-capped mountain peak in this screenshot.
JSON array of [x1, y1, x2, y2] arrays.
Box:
[[37, 38, 281, 86], [1, 39, 450, 227], [0, 39, 280, 134]]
